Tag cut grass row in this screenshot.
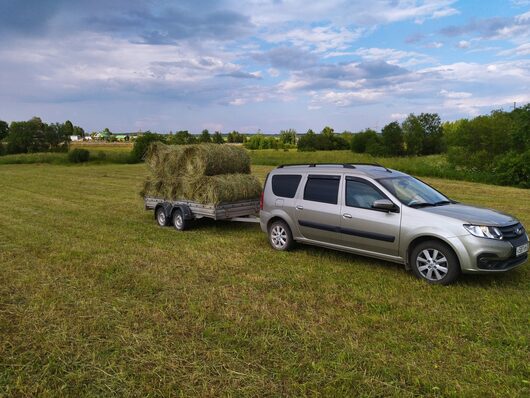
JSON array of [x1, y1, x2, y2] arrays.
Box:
[[0, 163, 529, 396]]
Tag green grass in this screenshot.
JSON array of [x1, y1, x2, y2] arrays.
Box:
[[0, 146, 522, 188], [249, 149, 500, 185], [0, 152, 69, 165], [0, 163, 529, 396]]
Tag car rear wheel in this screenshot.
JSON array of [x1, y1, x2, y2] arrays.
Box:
[[411, 240, 460, 285], [268, 220, 294, 251]]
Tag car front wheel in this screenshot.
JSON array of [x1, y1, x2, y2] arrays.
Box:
[[410, 240, 460, 285]]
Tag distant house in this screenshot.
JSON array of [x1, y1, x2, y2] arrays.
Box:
[[69, 135, 82, 142], [115, 134, 130, 142]]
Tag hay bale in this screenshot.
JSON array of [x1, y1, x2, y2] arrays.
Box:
[[181, 174, 262, 204], [144, 143, 250, 177], [142, 143, 260, 204], [181, 144, 251, 176]]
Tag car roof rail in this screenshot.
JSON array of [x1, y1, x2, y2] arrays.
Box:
[[276, 163, 391, 172], [277, 163, 355, 169], [352, 163, 392, 172]]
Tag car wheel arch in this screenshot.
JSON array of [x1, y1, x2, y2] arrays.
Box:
[[406, 235, 462, 271]]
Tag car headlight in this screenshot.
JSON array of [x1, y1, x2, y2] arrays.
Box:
[[464, 224, 503, 240]]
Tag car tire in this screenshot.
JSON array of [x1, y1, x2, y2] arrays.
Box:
[[268, 220, 294, 251], [410, 240, 460, 285], [156, 207, 169, 227], [172, 209, 187, 231]]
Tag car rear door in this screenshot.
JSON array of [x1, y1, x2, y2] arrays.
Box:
[[294, 174, 343, 246], [340, 176, 401, 256]]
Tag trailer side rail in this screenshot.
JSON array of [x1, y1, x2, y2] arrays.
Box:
[[144, 197, 259, 220]]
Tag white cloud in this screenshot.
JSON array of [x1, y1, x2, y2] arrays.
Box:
[[457, 40, 471, 49], [266, 25, 364, 52], [498, 43, 530, 56], [440, 89, 472, 99], [354, 47, 435, 66], [316, 89, 383, 107], [390, 113, 408, 120]]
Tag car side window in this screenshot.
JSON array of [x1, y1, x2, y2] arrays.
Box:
[[303, 175, 340, 205], [346, 178, 386, 209], [271, 174, 302, 198]]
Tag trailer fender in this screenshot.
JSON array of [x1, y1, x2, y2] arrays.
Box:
[[170, 204, 193, 220], [154, 202, 173, 220]]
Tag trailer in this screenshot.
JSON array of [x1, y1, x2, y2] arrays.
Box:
[[144, 196, 260, 230]]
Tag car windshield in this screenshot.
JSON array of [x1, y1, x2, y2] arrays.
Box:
[[377, 176, 451, 207]]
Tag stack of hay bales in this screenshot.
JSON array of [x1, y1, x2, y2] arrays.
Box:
[[141, 143, 262, 205]]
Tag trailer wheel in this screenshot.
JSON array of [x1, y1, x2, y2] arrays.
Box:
[[156, 207, 169, 227], [172, 209, 187, 231]]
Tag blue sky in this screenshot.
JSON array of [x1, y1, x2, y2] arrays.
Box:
[[0, 0, 529, 133]]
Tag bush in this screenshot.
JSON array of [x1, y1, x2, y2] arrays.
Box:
[[68, 148, 90, 163], [130, 132, 167, 163], [494, 151, 530, 188]]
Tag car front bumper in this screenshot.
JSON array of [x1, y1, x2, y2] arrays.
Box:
[[450, 234, 529, 274]]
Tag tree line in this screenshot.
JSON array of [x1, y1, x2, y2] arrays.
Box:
[[0, 117, 84, 155], [2, 104, 529, 187]]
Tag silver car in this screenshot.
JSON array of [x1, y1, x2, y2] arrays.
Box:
[[259, 163, 529, 284]]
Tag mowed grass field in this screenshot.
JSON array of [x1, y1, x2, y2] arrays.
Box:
[[0, 163, 529, 396]]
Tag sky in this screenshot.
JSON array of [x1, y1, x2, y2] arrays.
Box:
[[0, 0, 529, 134]]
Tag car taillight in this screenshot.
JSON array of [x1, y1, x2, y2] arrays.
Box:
[[260, 191, 264, 210]]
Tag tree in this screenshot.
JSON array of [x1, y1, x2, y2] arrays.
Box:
[[0, 120, 8, 141], [279, 129, 297, 145], [212, 131, 224, 144], [297, 129, 317, 151], [417, 113, 444, 155], [351, 129, 379, 153], [130, 132, 166, 163], [381, 121, 404, 156], [198, 129, 212, 143], [227, 130, 245, 143], [169, 130, 196, 145], [73, 126, 85, 137], [64, 120, 74, 136], [402, 114, 424, 156]]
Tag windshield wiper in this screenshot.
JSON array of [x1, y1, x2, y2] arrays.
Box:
[[409, 200, 452, 208], [409, 202, 436, 208]]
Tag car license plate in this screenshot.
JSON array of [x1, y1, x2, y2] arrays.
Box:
[[516, 243, 529, 256]]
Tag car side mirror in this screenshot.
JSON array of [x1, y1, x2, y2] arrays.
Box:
[[372, 199, 398, 212]]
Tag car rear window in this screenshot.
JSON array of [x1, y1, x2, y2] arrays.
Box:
[[303, 175, 340, 204], [271, 174, 302, 198]]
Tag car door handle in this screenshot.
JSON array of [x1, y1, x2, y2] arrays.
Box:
[[296, 205, 304, 210], [342, 213, 352, 219]]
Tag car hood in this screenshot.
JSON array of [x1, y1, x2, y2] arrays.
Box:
[[419, 203, 518, 226]]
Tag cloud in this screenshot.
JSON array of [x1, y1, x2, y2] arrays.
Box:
[[252, 47, 319, 70], [222, 0, 460, 29], [217, 71, 262, 79], [440, 12, 530, 42], [265, 25, 365, 52], [498, 43, 530, 56], [354, 47, 435, 66], [439, 89, 472, 99], [90, 8, 254, 43]]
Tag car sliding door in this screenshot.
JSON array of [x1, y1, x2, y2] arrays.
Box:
[[294, 174, 343, 246]]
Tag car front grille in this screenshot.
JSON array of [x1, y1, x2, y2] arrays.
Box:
[[498, 223, 526, 240]]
